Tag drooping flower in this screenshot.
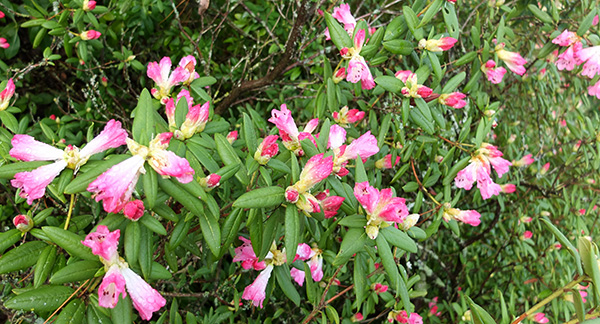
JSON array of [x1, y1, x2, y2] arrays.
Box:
[[589, 80, 600, 99], [438, 92, 467, 109], [315, 190, 345, 218], [429, 297, 442, 317], [395, 70, 433, 98], [331, 3, 357, 37], [354, 182, 409, 239], [290, 267, 306, 286], [522, 230, 533, 240], [145, 133, 195, 183], [13, 214, 33, 232], [375, 154, 400, 169], [442, 203, 481, 226], [164, 89, 193, 129], [285, 154, 333, 203], [481, 60, 507, 84], [10, 120, 127, 205], [500, 184, 516, 193], [454, 143, 511, 200], [333, 106, 365, 127], [233, 236, 267, 271], [388, 310, 423, 324], [512, 154, 534, 167], [123, 200, 145, 221], [495, 43, 527, 75], [147, 57, 190, 104], [332, 67, 347, 83], [578, 45, 600, 78], [329, 126, 379, 176], [178, 55, 200, 85], [243, 264, 274, 308], [418, 37, 458, 52], [82, 226, 166, 320], [0, 78, 15, 111], [290, 245, 324, 285], [177, 101, 210, 139], [340, 29, 375, 89], [254, 135, 279, 165], [269, 104, 307, 155], [81, 30, 102, 40], [372, 283, 388, 294]]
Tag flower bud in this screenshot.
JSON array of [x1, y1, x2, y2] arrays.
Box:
[[226, 131, 238, 144], [351, 313, 364, 322], [83, 0, 96, 11], [399, 213, 420, 230], [13, 214, 33, 232], [123, 200, 145, 221], [101, 76, 108, 87], [80, 30, 102, 40], [200, 174, 221, 189], [540, 211, 550, 217], [507, 134, 517, 144], [484, 109, 496, 117], [285, 187, 299, 203], [332, 67, 346, 83]]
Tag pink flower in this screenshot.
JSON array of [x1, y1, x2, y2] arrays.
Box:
[[579, 46, 600, 78], [121, 267, 166, 320], [227, 131, 238, 144], [395, 70, 433, 98], [454, 143, 511, 200], [123, 200, 145, 221], [269, 104, 306, 154], [13, 214, 33, 232], [165, 89, 193, 129], [589, 80, 600, 99], [98, 265, 127, 308], [294, 243, 315, 261], [242, 264, 274, 308], [77, 120, 128, 167], [307, 252, 324, 282], [372, 283, 388, 293], [438, 92, 467, 109], [0, 78, 15, 110], [500, 184, 516, 193], [178, 55, 200, 84], [481, 60, 507, 84], [233, 237, 266, 271], [540, 162, 550, 175], [12, 161, 67, 204], [375, 154, 400, 169], [533, 313, 549, 324], [0, 11, 4, 19], [83, 0, 96, 10], [254, 135, 279, 165], [200, 173, 221, 189], [552, 30, 580, 47], [354, 182, 409, 239], [443, 204, 481, 226], [352, 313, 364, 322], [579, 209, 586, 216], [88, 155, 146, 213], [496, 44, 527, 75], [333, 106, 365, 126], [512, 154, 534, 167], [285, 188, 299, 204], [522, 230, 533, 240], [146, 133, 195, 183], [286, 154, 333, 199], [333, 131, 379, 176], [556, 42, 583, 71], [341, 29, 375, 90], [147, 57, 190, 103], [418, 37, 458, 52], [10, 134, 64, 162], [332, 67, 347, 83], [331, 3, 357, 35], [594, 15, 599, 26], [290, 267, 305, 286], [0, 38, 9, 49], [429, 297, 441, 316], [315, 190, 345, 218], [81, 30, 101, 40], [389, 310, 423, 324], [81, 225, 121, 262], [177, 101, 210, 139]]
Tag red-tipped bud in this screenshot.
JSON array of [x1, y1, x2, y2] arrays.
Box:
[[123, 200, 145, 221], [13, 214, 33, 232]]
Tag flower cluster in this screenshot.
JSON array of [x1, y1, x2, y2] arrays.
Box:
[[165, 89, 210, 140], [454, 143, 512, 200], [354, 181, 409, 239], [147, 56, 200, 104]]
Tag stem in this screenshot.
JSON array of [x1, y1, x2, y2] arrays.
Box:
[[64, 194, 76, 230], [511, 276, 586, 324], [410, 158, 440, 205], [563, 311, 600, 324]]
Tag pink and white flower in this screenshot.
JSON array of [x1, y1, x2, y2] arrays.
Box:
[[146, 133, 195, 183], [522, 230, 533, 240], [329, 128, 379, 176], [418, 37, 458, 52], [83, 0, 96, 11], [227, 131, 238, 144], [147, 57, 190, 103], [164, 89, 194, 129], [388, 310, 423, 324], [177, 101, 210, 139], [11, 161, 68, 204], [552, 30, 580, 47], [512, 154, 535, 167], [121, 267, 167, 320], [315, 190, 345, 218], [556, 42, 583, 71], [442, 203, 481, 226], [333, 106, 365, 127], [372, 283, 388, 293], [0, 38, 9, 49], [375, 154, 401, 169], [254, 135, 279, 165], [589, 80, 600, 99], [233, 236, 266, 271], [199, 173, 221, 189], [80, 30, 101, 40], [269, 104, 308, 155], [178, 55, 200, 85], [454, 143, 511, 200], [578, 45, 600, 78], [13, 214, 33, 232], [354, 182, 409, 239], [500, 184, 516, 193], [243, 264, 274, 308], [341, 29, 375, 90], [285, 154, 333, 201], [395, 70, 433, 98], [0, 78, 15, 111], [81, 225, 121, 263], [438, 92, 467, 109], [533, 312, 549, 324], [495, 44, 527, 75], [540, 162, 550, 175], [98, 265, 127, 308], [331, 3, 357, 37], [481, 60, 507, 84]]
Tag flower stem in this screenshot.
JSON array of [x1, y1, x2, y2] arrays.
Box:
[[64, 194, 76, 230]]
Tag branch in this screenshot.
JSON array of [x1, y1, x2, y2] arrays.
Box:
[[214, 0, 318, 115]]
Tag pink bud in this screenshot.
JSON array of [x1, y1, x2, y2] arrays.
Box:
[[123, 200, 145, 221], [81, 30, 102, 40], [200, 174, 221, 189], [226, 131, 238, 144], [13, 214, 33, 232], [540, 162, 550, 175], [101, 76, 108, 87], [285, 187, 299, 203], [522, 230, 533, 240], [83, 0, 96, 11], [351, 313, 364, 322], [0, 38, 9, 49]]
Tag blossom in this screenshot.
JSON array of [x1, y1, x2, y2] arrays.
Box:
[[81, 30, 102, 40], [438, 92, 467, 109], [354, 182, 409, 239], [178, 55, 200, 85], [418, 37, 458, 52], [285, 154, 333, 201], [454, 143, 511, 200], [578, 46, 600, 78], [398, 213, 419, 231], [0, 38, 9, 49], [341, 29, 375, 89], [375, 154, 400, 169], [351, 313, 364, 322], [83, 0, 96, 11], [254, 135, 279, 165], [594, 15, 599, 26], [552, 30, 580, 47], [540, 162, 550, 175], [199, 173, 221, 189], [388, 310, 423, 324], [481, 60, 507, 84], [372, 283, 388, 293], [333, 106, 365, 127], [121, 267, 167, 320], [147, 57, 190, 103], [329, 127, 379, 176], [395, 70, 433, 98], [227, 131, 238, 144], [290, 245, 324, 285], [0, 78, 15, 111], [177, 101, 210, 139], [556, 42, 583, 71], [243, 264, 274, 308], [233, 237, 266, 271], [81, 225, 121, 263], [269, 104, 302, 155], [501, 184, 516, 193], [123, 200, 145, 221], [495, 44, 527, 75], [442, 203, 481, 226], [315, 190, 345, 218], [290, 267, 306, 286], [332, 67, 346, 83], [331, 3, 357, 36], [429, 297, 441, 317], [589, 80, 600, 99], [512, 154, 534, 167], [13, 214, 33, 232], [522, 230, 533, 240], [164, 89, 193, 129], [533, 313, 549, 324], [11, 120, 127, 205], [145, 134, 195, 183], [98, 265, 127, 308]]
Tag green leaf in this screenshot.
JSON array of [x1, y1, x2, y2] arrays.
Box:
[[64, 154, 130, 194], [143, 168, 158, 209], [375, 76, 403, 93], [573, 286, 586, 324], [43, 226, 96, 261], [159, 178, 205, 216], [138, 226, 152, 280], [338, 215, 367, 227], [428, 51, 442, 81], [149, 261, 172, 280], [0, 161, 51, 180], [376, 234, 411, 311], [354, 253, 367, 304], [215, 133, 249, 185], [54, 298, 85, 324], [5, 286, 75, 312], [384, 16, 406, 41], [0, 241, 46, 274], [578, 238, 600, 298], [0, 229, 21, 254], [418, 0, 443, 27], [324, 12, 353, 50], [198, 209, 221, 257], [403, 6, 422, 39], [383, 39, 414, 55], [442, 72, 466, 93], [333, 228, 368, 266], [139, 214, 167, 236], [380, 226, 418, 253], [190, 76, 217, 88], [243, 113, 258, 154], [540, 218, 582, 275], [233, 186, 285, 208], [50, 260, 102, 284], [125, 220, 141, 265], [410, 107, 435, 135], [527, 4, 553, 24], [169, 217, 191, 249], [325, 305, 340, 324], [454, 52, 477, 66], [186, 141, 220, 173], [220, 208, 244, 256], [466, 295, 497, 324], [274, 264, 301, 306], [0, 111, 19, 133], [34, 245, 57, 288], [578, 8, 597, 36], [285, 205, 300, 264], [355, 156, 368, 183], [132, 88, 155, 145], [111, 294, 133, 324]]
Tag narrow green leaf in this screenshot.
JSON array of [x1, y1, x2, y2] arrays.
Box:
[[215, 133, 249, 185], [125, 221, 141, 265], [466, 295, 497, 324], [139, 214, 167, 236], [0, 229, 21, 254], [274, 264, 301, 306], [375, 76, 403, 93], [324, 12, 353, 50], [198, 209, 221, 257], [383, 39, 414, 55], [333, 228, 368, 266], [132, 88, 155, 145], [138, 225, 152, 280], [143, 168, 158, 209], [233, 186, 285, 208], [243, 113, 258, 154], [43, 226, 96, 261], [540, 218, 582, 275], [0, 241, 46, 274], [285, 205, 300, 264], [111, 294, 133, 324], [50, 260, 102, 284], [54, 298, 85, 324], [527, 4, 553, 24], [34, 245, 57, 288], [380, 226, 417, 253], [5, 286, 75, 312]]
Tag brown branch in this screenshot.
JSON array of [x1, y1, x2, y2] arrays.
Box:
[[214, 0, 318, 115]]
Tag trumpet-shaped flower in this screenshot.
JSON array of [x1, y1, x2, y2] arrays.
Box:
[[0, 78, 15, 111], [354, 182, 408, 239], [495, 44, 527, 75], [269, 104, 309, 155], [164, 89, 193, 129], [147, 57, 190, 104], [254, 135, 279, 165], [418, 37, 458, 52], [331, 3, 357, 36], [438, 92, 467, 109], [442, 203, 481, 226], [578, 45, 600, 78], [395, 70, 433, 98], [340, 29, 375, 89], [285, 154, 333, 202], [243, 264, 273, 308], [315, 190, 345, 218], [177, 101, 210, 139], [388, 310, 423, 324], [226, 131, 238, 144], [233, 236, 267, 271], [552, 30, 580, 47], [146, 134, 195, 183], [481, 60, 507, 84], [330, 128, 379, 176], [533, 313, 549, 324], [333, 106, 365, 127], [375, 154, 400, 169], [556, 42, 583, 71], [81, 225, 121, 263], [98, 265, 127, 308], [178, 55, 200, 85]]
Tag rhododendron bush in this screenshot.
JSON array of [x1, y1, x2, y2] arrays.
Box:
[[0, 0, 600, 323]]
